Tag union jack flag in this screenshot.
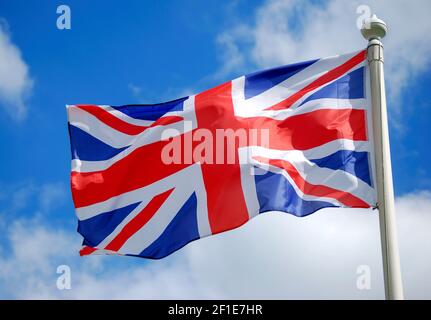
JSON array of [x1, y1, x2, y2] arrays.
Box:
[[67, 50, 377, 259]]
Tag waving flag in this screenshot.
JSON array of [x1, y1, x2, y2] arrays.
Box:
[[67, 50, 377, 259]]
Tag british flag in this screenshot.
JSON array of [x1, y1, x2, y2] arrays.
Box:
[[67, 49, 377, 259]]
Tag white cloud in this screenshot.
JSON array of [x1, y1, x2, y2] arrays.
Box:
[[1, 189, 430, 299], [0, 182, 66, 216], [10, 184, 36, 212], [216, 0, 431, 127], [0, 21, 33, 120], [212, 30, 246, 80], [39, 182, 67, 213], [395, 191, 431, 299], [0, 216, 217, 299]]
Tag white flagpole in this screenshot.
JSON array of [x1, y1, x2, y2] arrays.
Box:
[[361, 15, 404, 300]]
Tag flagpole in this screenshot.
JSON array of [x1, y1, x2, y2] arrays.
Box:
[[361, 15, 404, 300]]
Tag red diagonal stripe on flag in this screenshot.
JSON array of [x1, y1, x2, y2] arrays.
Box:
[[265, 50, 366, 111], [104, 188, 174, 252], [79, 188, 174, 256], [79, 245, 97, 256], [77, 105, 183, 135], [254, 156, 369, 207]]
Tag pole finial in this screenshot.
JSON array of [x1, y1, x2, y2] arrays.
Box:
[[361, 14, 387, 41]]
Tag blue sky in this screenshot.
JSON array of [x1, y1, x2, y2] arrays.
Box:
[[0, 0, 430, 299]]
